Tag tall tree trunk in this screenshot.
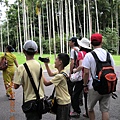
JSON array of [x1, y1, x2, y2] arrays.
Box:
[[83, 0, 86, 37], [73, 0, 76, 36], [7, 13, 9, 45], [46, 1, 51, 56], [116, 5, 119, 55], [87, 0, 92, 37], [51, 0, 56, 58], [95, 0, 99, 33], [30, 16, 33, 40], [27, 6, 30, 40], [0, 26, 3, 52], [65, 0, 69, 54], [68, 0, 73, 37], [59, 1, 62, 53], [18, 1, 22, 52], [23, 0, 27, 42], [16, 26, 20, 52]]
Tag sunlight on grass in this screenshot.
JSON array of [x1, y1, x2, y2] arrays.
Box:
[[0, 52, 120, 70]]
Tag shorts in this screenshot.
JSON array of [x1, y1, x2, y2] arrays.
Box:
[[88, 89, 111, 112]]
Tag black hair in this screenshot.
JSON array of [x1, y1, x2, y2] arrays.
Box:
[[74, 41, 79, 47], [91, 40, 101, 46], [80, 47, 91, 53], [23, 49, 36, 56], [58, 53, 70, 68], [6, 45, 14, 52]]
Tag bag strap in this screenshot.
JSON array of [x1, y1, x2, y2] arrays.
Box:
[[61, 72, 69, 81], [74, 50, 77, 68], [23, 63, 42, 100], [50, 72, 69, 99]]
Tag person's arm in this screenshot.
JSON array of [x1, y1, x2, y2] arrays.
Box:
[[14, 83, 20, 89], [44, 63, 55, 76], [42, 75, 53, 86], [73, 60, 83, 73], [14, 59, 18, 67], [83, 68, 89, 93], [69, 58, 74, 77]]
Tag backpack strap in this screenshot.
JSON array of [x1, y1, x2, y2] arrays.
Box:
[[106, 52, 111, 65], [91, 51, 100, 62], [74, 50, 77, 68]]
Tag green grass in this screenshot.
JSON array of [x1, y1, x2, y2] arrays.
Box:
[[0, 52, 120, 69], [112, 55, 120, 66]]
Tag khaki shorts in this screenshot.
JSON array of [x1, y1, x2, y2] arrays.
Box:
[[88, 89, 111, 112]]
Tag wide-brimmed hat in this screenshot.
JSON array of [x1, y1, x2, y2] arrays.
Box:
[[77, 37, 91, 49]]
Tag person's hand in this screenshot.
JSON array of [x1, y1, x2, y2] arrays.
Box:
[[73, 68, 77, 73], [84, 86, 89, 93]]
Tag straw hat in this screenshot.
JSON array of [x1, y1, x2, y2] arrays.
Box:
[[77, 37, 91, 49]]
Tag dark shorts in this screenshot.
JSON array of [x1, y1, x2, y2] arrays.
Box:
[[56, 103, 71, 120]]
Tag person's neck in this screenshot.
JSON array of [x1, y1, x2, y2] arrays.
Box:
[[94, 45, 102, 49], [57, 67, 64, 73], [26, 56, 34, 61]]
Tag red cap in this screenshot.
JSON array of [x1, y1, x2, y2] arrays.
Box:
[[91, 33, 102, 43]]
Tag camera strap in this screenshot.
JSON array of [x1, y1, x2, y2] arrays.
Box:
[[23, 63, 42, 102]]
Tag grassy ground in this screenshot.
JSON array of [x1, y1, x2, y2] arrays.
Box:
[[0, 52, 120, 70]]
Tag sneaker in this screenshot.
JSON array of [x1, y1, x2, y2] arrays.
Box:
[[70, 112, 80, 118], [8, 97, 15, 100], [83, 113, 89, 118]]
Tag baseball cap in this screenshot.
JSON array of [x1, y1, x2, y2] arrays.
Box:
[[77, 37, 91, 49], [69, 36, 78, 42], [23, 40, 38, 52], [91, 33, 102, 43]]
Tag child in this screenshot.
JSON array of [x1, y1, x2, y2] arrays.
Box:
[[43, 53, 71, 120]]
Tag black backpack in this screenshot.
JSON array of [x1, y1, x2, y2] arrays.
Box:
[[91, 51, 117, 95]]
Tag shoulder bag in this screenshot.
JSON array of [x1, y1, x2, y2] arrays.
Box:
[[0, 53, 8, 70], [22, 63, 53, 116]]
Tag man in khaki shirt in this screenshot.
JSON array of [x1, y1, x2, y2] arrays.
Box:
[[14, 40, 44, 120]]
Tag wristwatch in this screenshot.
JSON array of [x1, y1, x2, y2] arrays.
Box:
[[83, 84, 88, 87]]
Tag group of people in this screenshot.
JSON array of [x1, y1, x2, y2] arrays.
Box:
[[0, 33, 115, 120]]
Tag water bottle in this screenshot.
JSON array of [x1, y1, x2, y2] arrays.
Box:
[[95, 75, 100, 82]]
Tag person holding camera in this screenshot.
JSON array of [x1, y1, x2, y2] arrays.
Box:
[[42, 53, 71, 120], [13, 40, 44, 120]]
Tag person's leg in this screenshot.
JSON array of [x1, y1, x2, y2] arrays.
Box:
[[99, 94, 111, 120], [71, 81, 83, 113], [79, 91, 83, 106], [67, 79, 75, 98], [56, 104, 70, 120], [87, 89, 100, 120], [102, 112, 109, 120], [89, 110, 95, 120]]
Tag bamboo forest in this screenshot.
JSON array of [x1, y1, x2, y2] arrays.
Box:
[[0, 0, 120, 56]]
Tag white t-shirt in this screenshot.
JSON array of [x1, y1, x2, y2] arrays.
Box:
[[82, 48, 115, 89], [70, 47, 79, 59]]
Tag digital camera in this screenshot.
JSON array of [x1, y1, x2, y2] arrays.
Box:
[[38, 57, 49, 63]]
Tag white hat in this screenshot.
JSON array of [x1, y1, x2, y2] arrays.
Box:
[[77, 37, 91, 49], [23, 40, 38, 52]]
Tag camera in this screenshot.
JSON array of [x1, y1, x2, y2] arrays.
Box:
[[38, 57, 49, 63]]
